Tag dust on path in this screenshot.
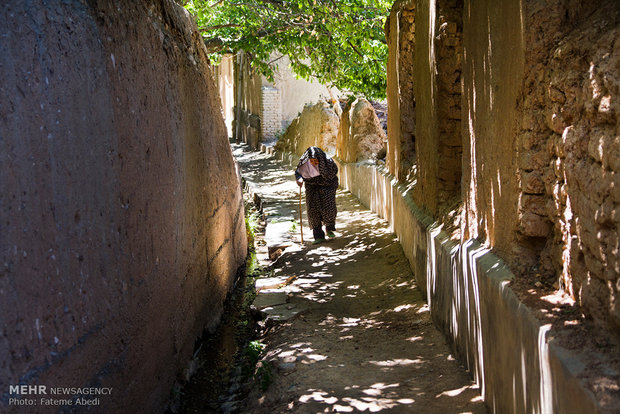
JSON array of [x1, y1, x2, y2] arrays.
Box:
[[232, 143, 486, 413]]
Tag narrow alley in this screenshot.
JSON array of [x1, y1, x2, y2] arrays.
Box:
[[2, 1, 618, 413], [231, 143, 486, 413]]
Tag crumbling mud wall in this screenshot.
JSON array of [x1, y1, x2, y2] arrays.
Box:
[[388, 0, 619, 347], [385, 0, 416, 181], [336, 98, 386, 163], [387, 0, 462, 217], [0, 1, 247, 412], [464, 0, 620, 336], [233, 52, 263, 148], [518, 1, 620, 335], [383, 0, 620, 412], [274, 100, 339, 156], [461, 0, 524, 260]]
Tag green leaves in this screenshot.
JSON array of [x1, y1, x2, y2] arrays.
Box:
[[185, 0, 390, 100]]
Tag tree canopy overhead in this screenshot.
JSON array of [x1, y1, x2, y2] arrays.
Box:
[[184, 0, 391, 100]]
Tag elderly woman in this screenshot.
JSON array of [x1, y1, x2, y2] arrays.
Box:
[[295, 146, 339, 244]]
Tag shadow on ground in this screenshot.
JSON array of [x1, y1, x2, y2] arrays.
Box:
[[232, 143, 487, 413]]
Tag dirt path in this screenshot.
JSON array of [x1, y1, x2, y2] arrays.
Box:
[[232, 143, 487, 413]]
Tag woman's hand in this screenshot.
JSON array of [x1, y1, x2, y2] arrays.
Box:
[[296, 178, 304, 187]]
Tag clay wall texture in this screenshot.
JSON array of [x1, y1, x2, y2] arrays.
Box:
[[463, 0, 620, 336], [274, 101, 339, 157], [461, 0, 524, 260], [0, 1, 247, 412], [213, 55, 235, 136], [336, 98, 387, 163], [385, 0, 620, 409], [517, 0, 620, 333], [233, 53, 263, 148], [389, 0, 462, 217], [389, 0, 620, 339], [385, 0, 417, 181]]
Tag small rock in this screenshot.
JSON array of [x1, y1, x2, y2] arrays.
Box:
[[535, 281, 543, 288], [277, 362, 296, 374]]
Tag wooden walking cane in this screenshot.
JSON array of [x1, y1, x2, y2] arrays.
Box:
[[298, 185, 304, 244]]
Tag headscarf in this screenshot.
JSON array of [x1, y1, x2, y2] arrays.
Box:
[[295, 146, 338, 187]]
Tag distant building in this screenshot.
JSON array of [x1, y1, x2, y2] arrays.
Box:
[[213, 53, 338, 147]]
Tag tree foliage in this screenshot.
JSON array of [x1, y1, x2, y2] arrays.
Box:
[[184, 0, 390, 100]]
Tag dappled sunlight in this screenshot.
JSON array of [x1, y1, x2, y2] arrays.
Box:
[[296, 388, 416, 413], [417, 304, 429, 314], [234, 143, 486, 413], [299, 390, 339, 404], [435, 384, 476, 398], [393, 304, 414, 312], [367, 358, 424, 367]]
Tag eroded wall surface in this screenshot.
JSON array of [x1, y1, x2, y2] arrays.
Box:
[[461, 0, 524, 264], [234, 52, 263, 148], [274, 101, 339, 157], [520, 1, 619, 333], [385, 0, 416, 181], [0, 1, 247, 412], [463, 0, 620, 336], [388, 0, 463, 217], [336, 98, 386, 163], [389, 0, 619, 340], [385, 0, 620, 411]]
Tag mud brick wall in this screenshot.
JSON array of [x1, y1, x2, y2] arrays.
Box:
[[233, 52, 263, 148], [0, 0, 247, 412], [461, 0, 524, 260], [387, 0, 462, 216], [385, 0, 416, 182], [519, 1, 619, 332], [463, 0, 620, 335], [381, 0, 620, 410]]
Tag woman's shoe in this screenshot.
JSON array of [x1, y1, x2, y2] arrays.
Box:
[[326, 231, 336, 239], [312, 238, 326, 245]]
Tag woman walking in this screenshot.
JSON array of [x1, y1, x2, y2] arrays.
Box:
[[295, 146, 339, 244]]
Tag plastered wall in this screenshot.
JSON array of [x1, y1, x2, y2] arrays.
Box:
[[0, 1, 247, 412]]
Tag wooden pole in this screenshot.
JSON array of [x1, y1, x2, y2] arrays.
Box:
[[298, 185, 304, 244]]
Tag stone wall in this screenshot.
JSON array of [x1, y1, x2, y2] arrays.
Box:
[[0, 1, 247, 412]]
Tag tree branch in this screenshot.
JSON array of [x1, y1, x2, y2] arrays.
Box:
[[200, 23, 243, 31]]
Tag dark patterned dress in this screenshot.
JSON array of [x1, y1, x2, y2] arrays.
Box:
[[295, 147, 339, 240]]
